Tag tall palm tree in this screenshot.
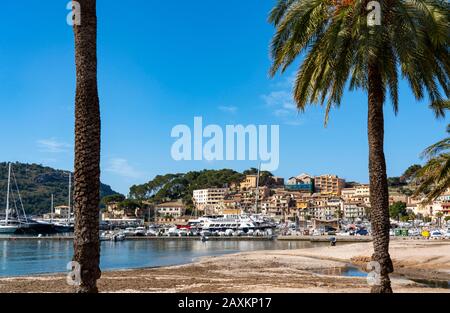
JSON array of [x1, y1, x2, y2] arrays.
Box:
[[268, 0, 449, 293], [72, 0, 101, 293]]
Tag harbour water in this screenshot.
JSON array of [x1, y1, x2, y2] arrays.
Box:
[[0, 238, 327, 277]]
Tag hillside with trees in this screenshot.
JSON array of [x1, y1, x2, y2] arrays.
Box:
[[128, 168, 279, 209], [129, 169, 244, 207], [0, 162, 120, 215]]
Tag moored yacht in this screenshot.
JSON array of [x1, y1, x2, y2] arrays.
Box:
[[189, 213, 276, 233], [0, 163, 20, 234]]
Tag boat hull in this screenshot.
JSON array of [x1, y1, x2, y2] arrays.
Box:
[[0, 225, 19, 234]]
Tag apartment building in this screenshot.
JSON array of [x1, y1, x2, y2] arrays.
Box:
[[314, 174, 346, 195], [343, 202, 369, 219], [240, 175, 258, 190], [342, 184, 371, 206], [156, 201, 186, 218], [193, 188, 229, 211], [309, 205, 340, 220], [286, 173, 314, 193], [264, 191, 291, 219], [355, 184, 370, 196], [413, 192, 450, 218], [240, 186, 270, 212]]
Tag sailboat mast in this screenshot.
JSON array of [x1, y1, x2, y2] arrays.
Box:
[[255, 163, 261, 214], [5, 163, 11, 224], [51, 194, 54, 223], [68, 172, 71, 224]]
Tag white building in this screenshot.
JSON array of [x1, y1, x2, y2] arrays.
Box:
[[156, 202, 186, 217], [355, 184, 370, 196], [309, 205, 340, 220], [343, 203, 368, 219], [193, 188, 229, 210]]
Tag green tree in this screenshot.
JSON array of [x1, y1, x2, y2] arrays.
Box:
[[71, 0, 101, 293], [387, 177, 406, 187], [268, 0, 449, 293], [117, 199, 142, 215], [402, 164, 422, 182], [101, 194, 125, 205], [389, 202, 407, 219], [129, 169, 244, 205]]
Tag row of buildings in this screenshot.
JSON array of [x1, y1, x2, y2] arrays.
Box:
[[190, 173, 450, 222], [191, 174, 367, 221], [101, 173, 450, 224]]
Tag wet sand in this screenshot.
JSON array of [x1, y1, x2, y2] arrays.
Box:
[[1, 240, 448, 293]]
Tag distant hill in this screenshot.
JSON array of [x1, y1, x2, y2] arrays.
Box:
[[0, 162, 121, 215]]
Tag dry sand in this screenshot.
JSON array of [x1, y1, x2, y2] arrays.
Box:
[[0, 240, 449, 293]]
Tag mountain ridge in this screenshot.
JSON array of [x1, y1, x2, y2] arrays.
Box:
[[0, 162, 121, 215]]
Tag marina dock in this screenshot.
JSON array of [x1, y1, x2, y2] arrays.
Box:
[[0, 235, 374, 242], [0, 235, 275, 241]]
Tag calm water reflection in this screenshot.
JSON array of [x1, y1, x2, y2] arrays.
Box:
[[0, 239, 327, 277]]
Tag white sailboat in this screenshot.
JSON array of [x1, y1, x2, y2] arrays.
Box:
[[0, 163, 19, 234]]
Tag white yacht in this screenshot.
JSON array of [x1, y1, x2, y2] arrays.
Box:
[[189, 214, 275, 233]]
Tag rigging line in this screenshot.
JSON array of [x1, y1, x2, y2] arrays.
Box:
[[11, 167, 28, 223], [10, 186, 20, 222]]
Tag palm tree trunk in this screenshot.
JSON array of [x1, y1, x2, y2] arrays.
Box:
[[368, 64, 393, 293], [72, 0, 101, 293]]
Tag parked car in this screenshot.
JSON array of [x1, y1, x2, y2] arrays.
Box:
[[445, 228, 450, 239], [430, 230, 443, 239], [312, 229, 322, 236], [408, 229, 420, 237], [356, 229, 369, 236], [145, 229, 157, 236]]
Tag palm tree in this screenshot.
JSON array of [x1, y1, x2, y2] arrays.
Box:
[[435, 211, 443, 227], [414, 122, 450, 204], [72, 0, 101, 293], [268, 0, 449, 292]]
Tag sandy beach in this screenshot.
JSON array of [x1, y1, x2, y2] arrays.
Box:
[[1, 240, 449, 293]]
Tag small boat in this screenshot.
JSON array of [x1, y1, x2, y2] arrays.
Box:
[[167, 227, 179, 237], [122, 227, 136, 237], [112, 233, 125, 241], [200, 230, 211, 237], [145, 228, 158, 236], [100, 231, 113, 241], [134, 227, 146, 236]]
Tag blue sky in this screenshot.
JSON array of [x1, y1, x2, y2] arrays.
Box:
[[0, 0, 447, 194]]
